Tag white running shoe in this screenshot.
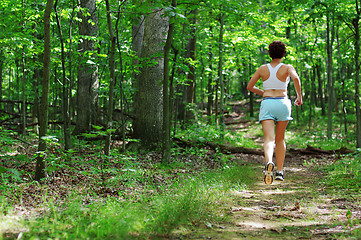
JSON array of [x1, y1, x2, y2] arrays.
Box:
[[264, 162, 275, 185]]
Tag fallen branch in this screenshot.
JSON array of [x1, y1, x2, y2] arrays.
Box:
[[172, 137, 264, 155], [173, 138, 354, 156], [288, 145, 354, 155]]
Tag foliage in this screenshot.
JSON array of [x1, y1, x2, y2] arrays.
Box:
[[324, 149, 361, 192], [1, 157, 255, 239]]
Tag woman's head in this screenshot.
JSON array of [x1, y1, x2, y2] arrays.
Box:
[[268, 41, 286, 59]]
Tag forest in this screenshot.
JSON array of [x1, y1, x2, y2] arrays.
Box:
[[0, 0, 361, 239]]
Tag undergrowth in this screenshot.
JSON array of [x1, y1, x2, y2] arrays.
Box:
[[323, 149, 361, 193], [1, 164, 255, 239]]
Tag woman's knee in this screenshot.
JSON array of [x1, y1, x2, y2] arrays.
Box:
[[275, 138, 285, 145]]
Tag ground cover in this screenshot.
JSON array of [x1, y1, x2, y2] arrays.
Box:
[[0, 103, 360, 239]]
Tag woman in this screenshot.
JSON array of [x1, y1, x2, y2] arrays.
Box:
[[247, 41, 302, 184]]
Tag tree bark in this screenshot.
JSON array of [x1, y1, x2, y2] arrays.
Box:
[[185, 9, 197, 122], [207, 24, 213, 122], [326, 11, 335, 139], [104, 0, 116, 155], [353, 2, 361, 147], [133, 9, 168, 148], [218, 13, 225, 134], [54, 0, 71, 150], [162, 0, 176, 164], [73, 0, 99, 135], [316, 62, 325, 115], [35, 0, 53, 181], [0, 48, 3, 110]]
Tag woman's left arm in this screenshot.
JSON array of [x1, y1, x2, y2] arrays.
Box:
[[247, 68, 264, 96]]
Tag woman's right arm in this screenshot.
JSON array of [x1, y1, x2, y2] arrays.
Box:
[[288, 65, 303, 106], [247, 68, 264, 96]]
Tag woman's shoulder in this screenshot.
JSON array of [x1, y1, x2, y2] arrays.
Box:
[[283, 63, 295, 69], [259, 64, 269, 70]]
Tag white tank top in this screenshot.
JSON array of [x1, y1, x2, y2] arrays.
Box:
[[263, 63, 290, 90]]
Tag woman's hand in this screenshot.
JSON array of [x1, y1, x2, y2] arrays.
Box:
[[294, 97, 303, 106]]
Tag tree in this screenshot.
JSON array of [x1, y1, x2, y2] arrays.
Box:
[[162, 0, 177, 164], [73, 0, 99, 135], [133, 8, 169, 148], [54, 0, 72, 150], [104, 0, 116, 155], [352, 0, 361, 147], [35, 0, 54, 181]]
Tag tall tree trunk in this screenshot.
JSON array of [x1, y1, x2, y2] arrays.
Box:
[[116, 1, 127, 152], [54, 0, 71, 150], [21, 54, 26, 135], [326, 12, 335, 139], [0, 48, 3, 110], [73, 0, 99, 134], [133, 9, 168, 148], [35, 0, 53, 181], [185, 9, 197, 122], [353, 2, 361, 147], [132, 15, 145, 112], [218, 13, 225, 133], [162, 0, 176, 164], [316, 62, 325, 115], [336, 26, 348, 137], [207, 24, 213, 122], [104, 0, 116, 155]]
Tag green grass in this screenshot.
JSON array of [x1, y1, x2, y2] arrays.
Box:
[[323, 150, 361, 193], [1, 162, 256, 239]]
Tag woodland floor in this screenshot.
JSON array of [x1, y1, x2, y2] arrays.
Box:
[[1, 101, 361, 239], [169, 153, 361, 239], [166, 103, 361, 239]]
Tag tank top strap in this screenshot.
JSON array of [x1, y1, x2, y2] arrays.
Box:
[[267, 63, 283, 76]]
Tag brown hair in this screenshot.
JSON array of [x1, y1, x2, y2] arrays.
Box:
[[268, 41, 286, 59]]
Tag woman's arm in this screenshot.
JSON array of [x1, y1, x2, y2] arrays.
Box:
[[288, 65, 302, 106], [247, 68, 264, 96]]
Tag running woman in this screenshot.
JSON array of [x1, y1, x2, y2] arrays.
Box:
[[247, 41, 303, 184]]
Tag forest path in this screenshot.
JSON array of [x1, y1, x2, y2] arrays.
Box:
[[178, 155, 360, 239], [174, 102, 360, 239]]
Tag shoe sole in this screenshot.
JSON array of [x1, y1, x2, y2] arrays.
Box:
[[275, 176, 284, 181], [264, 163, 274, 185]]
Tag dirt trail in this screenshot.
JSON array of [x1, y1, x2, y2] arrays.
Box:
[[174, 103, 361, 239], [176, 154, 361, 240]]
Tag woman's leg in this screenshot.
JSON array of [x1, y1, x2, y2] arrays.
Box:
[[261, 120, 275, 163], [275, 121, 289, 171]]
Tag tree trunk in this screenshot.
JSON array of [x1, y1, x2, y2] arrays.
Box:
[[54, 0, 71, 150], [162, 0, 176, 164], [207, 25, 213, 122], [353, 4, 361, 147], [218, 13, 225, 133], [132, 15, 145, 112], [185, 9, 197, 122], [35, 0, 53, 181], [73, 0, 99, 135], [0, 48, 3, 110], [316, 62, 325, 115], [326, 12, 335, 139], [104, 0, 116, 155], [336, 26, 348, 137], [21, 54, 26, 135], [133, 9, 168, 148], [116, 1, 127, 152]]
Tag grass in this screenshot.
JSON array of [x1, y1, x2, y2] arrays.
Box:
[[0, 125, 257, 239], [0, 163, 256, 239], [1, 111, 360, 239], [323, 150, 361, 193]]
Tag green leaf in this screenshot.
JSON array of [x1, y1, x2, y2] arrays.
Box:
[[0, 166, 7, 174]]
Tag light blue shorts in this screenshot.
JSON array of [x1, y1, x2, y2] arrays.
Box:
[[259, 97, 293, 122]]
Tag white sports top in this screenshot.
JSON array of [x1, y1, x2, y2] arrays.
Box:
[[263, 63, 290, 90]]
